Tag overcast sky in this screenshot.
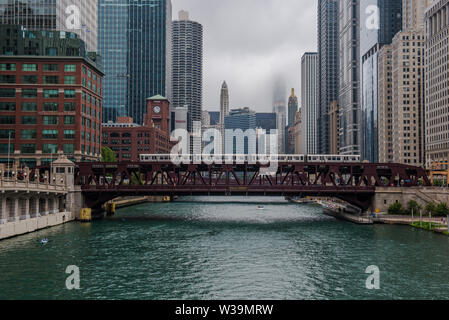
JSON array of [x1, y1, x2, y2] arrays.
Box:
[[172, 0, 318, 113]]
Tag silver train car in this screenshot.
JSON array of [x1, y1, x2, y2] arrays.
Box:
[[139, 154, 361, 163]]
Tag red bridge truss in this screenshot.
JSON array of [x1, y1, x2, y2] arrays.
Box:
[[72, 161, 430, 211]]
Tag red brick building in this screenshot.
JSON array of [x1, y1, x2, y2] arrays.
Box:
[[102, 95, 171, 162], [0, 56, 103, 167]]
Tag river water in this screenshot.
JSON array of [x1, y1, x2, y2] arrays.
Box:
[[1, 196, 449, 300]]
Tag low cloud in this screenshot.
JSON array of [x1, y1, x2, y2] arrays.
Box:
[[172, 0, 317, 112]]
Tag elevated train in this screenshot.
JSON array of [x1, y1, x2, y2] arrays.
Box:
[[139, 154, 361, 163]]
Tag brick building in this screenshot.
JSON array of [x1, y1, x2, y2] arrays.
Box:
[[102, 95, 172, 162], [0, 25, 103, 167]]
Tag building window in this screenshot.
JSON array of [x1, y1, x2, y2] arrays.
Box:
[[43, 64, 59, 71], [42, 116, 58, 125], [64, 64, 76, 72], [21, 102, 37, 112], [43, 102, 59, 112], [0, 63, 16, 71], [0, 144, 14, 154], [63, 144, 75, 153], [64, 89, 76, 98], [46, 48, 57, 56], [43, 76, 59, 84], [22, 116, 37, 125], [42, 130, 58, 140], [64, 130, 75, 139], [64, 116, 75, 125], [64, 102, 76, 112], [20, 144, 36, 154], [21, 129, 36, 139], [22, 75, 38, 84], [0, 88, 15, 97], [43, 89, 59, 98], [0, 75, 16, 83], [22, 89, 37, 98], [42, 144, 58, 154], [64, 76, 76, 84], [20, 159, 36, 168], [0, 129, 14, 139], [22, 64, 38, 71], [0, 102, 16, 111], [0, 116, 15, 124]]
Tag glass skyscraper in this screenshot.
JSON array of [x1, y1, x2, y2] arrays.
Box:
[[99, 0, 172, 124], [0, 0, 98, 51], [317, 0, 339, 155], [360, 0, 402, 163], [338, 0, 360, 156]]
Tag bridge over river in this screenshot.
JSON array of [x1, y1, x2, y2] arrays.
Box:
[[73, 160, 430, 211]]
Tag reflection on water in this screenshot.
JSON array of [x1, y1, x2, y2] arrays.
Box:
[[0, 196, 449, 300]]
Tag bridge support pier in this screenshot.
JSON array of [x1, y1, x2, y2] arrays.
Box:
[[105, 202, 116, 216]]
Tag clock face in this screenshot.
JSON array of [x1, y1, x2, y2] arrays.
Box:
[[153, 106, 161, 114]]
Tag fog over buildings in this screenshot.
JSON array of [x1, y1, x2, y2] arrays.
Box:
[[172, 0, 317, 112]]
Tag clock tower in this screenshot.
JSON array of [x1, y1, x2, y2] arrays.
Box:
[[145, 95, 170, 134]]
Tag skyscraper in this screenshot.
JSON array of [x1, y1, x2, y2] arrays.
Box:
[[273, 79, 287, 154], [99, 0, 172, 124], [317, 0, 339, 155], [425, 0, 449, 166], [338, 0, 360, 156], [172, 10, 203, 134], [288, 88, 299, 127], [0, 0, 98, 51], [360, 0, 402, 163], [378, 0, 429, 166], [219, 81, 229, 126], [219, 81, 229, 153], [273, 102, 286, 154], [403, 0, 432, 31], [301, 52, 318, 155]]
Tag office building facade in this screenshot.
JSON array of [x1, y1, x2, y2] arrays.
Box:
[[224, 107, 256, 154], [360, 0, 402, 163], [99, 0, 172, 124], [424, 0, 449, 165], [317, 0, 339, 155], [301, 52, 318, 154], [338, 0, 360, 156], [0, 0, 98, 51], [0, 26, 103, 167]]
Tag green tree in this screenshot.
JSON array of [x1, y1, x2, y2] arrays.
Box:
[[435, 203, 449, 217], [425, 202, 436, 215], [388, 202, 404, 215], [406, 200, 422, 215], [101, 146, 117, 163]]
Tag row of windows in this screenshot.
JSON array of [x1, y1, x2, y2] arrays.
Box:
[[0, 63, 77, 72], [0, 74, 77, 85], [0, 88, 76, 98], [0, 115, 76, 125], [0, 143, 74, 154], [0, 129, 76, 140], [0, 102, 76, 112]]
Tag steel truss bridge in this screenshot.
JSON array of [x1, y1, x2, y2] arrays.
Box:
[[71, 161, 430, 211]]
